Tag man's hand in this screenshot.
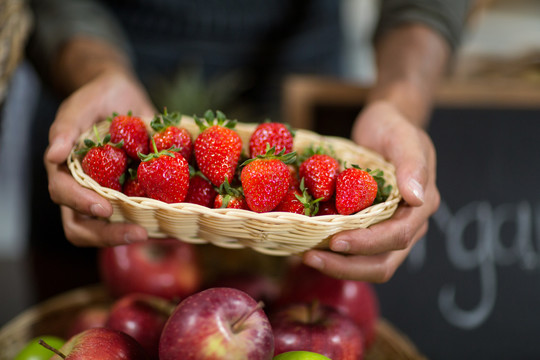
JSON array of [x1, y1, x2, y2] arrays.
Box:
[[302, 101, 440, 281], [44, 69, 155, 246]]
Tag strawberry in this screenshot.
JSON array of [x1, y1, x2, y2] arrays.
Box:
[[194, 110, 243, 187], [137, 140, 190, 204], [109, 111, 150, 160], [78, 125, 127, 191], [274, 179, 321, 216], [248, 121, 294, 158], [299, 153, 340, 202], [287, 164, 300, 190], [123, 167, 147, 197], [184, 172, 217, 207], [335, 166, 379, 215], [213, 179, 249, 209], [151, 108, 193, 161], [240, 147, 296, 213], [317, 200, 338, 216]]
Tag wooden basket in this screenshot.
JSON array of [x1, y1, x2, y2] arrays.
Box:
[[0, 285, 426, 360], [67, 117, 401, 256]]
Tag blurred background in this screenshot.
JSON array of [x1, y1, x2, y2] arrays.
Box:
[[1, 0, 540, 358]]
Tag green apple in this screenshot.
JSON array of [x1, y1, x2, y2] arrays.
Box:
[[273, 351, 332, 360], [15, 335, 66, 360]]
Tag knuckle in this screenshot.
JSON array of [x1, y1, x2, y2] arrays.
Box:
[[48, 182, 61, 204], [394, 224, 413, 250], [373, 263, 397, 283]]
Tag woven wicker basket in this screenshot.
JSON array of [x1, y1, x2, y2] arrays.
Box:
[[67, 117, 401, 256], [0, 284, 426, 360]]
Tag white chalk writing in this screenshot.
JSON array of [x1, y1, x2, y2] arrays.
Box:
[[409, 200, 539, 329]]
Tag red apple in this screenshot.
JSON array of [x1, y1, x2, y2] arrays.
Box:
[[65, 305, 110, 339], [270, 302, 364, 360], [43, 327, 150, 360], [99, 238, 202, 301], [106, 293, 175, 359], [278, 263, 379, 348], [159, 287, 274, 360]]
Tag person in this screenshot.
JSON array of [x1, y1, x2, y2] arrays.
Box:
[[31, 0, 471, 282]]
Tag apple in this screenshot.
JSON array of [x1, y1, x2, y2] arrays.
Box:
[[106, 293, 175, 359], [65, 305, 109, 338], [277, 263, 379, 348], [273, 351, 332, 360], [99, 238, 202, 301], [209, 272, 281, 308], [159, 287, 274, 360], [15, 335, 65, 360], [43, 327, 150, 360], [270, 302, 364, 360]]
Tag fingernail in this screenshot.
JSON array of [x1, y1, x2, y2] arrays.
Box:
[[408, 178, 425, 203], [331, 240, 350, 252], [305, 254, 324, 270], [90, 203, 108, 218]]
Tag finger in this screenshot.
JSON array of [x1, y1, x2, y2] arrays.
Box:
[[46, 95, 104, 164], [329, 204, 429, 255], [303, 226, 426, 282], [45, 160, 112, 217], [303, 248, 411, 283], [387, 127, 430, 207], [61, 206, 148, 247]]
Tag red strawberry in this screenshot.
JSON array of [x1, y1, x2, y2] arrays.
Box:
[[78, 125, 127, 191], [109, 111, 150, 160], [317, 200, 338, 216], [335, 166, 379, 215], [240, 147, 296, 213], [274, 179, 320, 216], [249, 122, 294, 158], [287, 164, 300, 190], [299, 153, 340, 202], [184, 172, 217, 207], [194, 110, 243, 187], [151, 109, 193, 161], [123, 167, 147, 197], [137, 140, 190, 204], [213, 179, 249, 210]]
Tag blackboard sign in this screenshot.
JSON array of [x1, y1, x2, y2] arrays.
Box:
[[313, 105, 540, 359]]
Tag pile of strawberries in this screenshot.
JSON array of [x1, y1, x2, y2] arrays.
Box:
[[77, 109, 391, 216]]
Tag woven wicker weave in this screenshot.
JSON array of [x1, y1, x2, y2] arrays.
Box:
[[0, 0, 32, 101], [0, 284, 427, 360], [67, 116, 401, 256]]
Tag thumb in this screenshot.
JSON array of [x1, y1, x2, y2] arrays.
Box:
[[391, 132, 430, 207]]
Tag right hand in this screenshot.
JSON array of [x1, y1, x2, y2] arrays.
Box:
[[44, 69, 156, 247]]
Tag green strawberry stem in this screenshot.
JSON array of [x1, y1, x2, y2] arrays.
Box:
[[76, 124, 119, 156], [241, 146, 296, 167], [195, 109, 237, 131], [295, 178, 323, 216], [151, 107, 182, 132], [138, 138, 179, 162], [106, 110, 132, 122]]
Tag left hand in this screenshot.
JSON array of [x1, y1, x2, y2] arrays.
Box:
[[302, 100, 440, 282]]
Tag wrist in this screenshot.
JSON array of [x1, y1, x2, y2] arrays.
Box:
[[53, 37, 134, 93], [367, 81, 431, 128], [368, 23, 450, 128]]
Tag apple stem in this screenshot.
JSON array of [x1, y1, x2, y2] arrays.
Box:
[[39, 339, 67, 359], [231, 301, 265, 334]]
